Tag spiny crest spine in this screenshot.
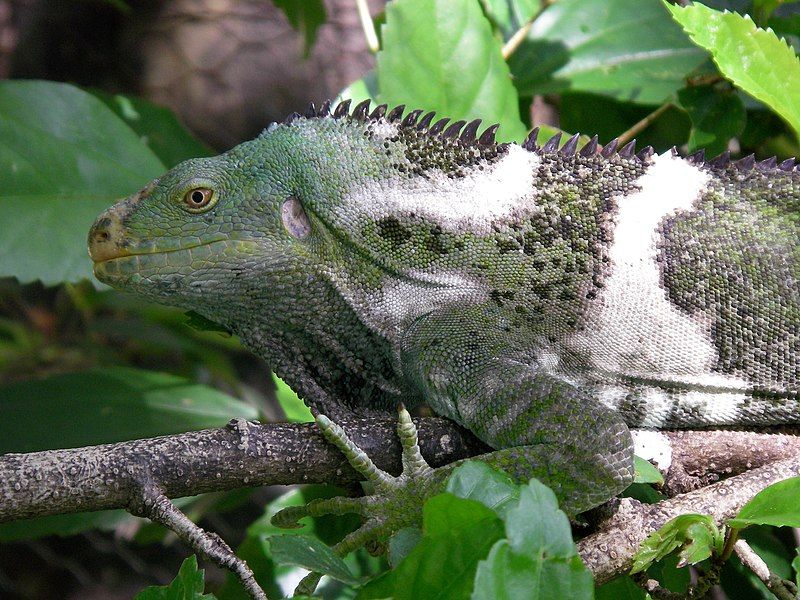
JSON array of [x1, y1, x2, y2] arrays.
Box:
[[280, 100, 800, 172]]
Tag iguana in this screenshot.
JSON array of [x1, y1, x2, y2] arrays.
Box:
[[88, 99, 799, 588]]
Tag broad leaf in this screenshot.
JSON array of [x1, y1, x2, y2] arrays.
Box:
[[272, 0, 327, 55], [269, 534, 359, 585], [729, 477, 800, 529], [377, 0, 527, 142], [358, 494, 504, 600], [273, 374, 313, 423], [0, 80, 165, 285], [0, 510, 131, 542], [677, 85, 746, 156], [595, 576, 648, 600], [472, 540, 593, 600], [631, 513, 723, 573], [93, 91, 213, 168], [481, 0, 540, 41], [667, 2, 800, 138], [445, 461, 520, 517], [794, 550, 800, 592], [633, 455, 665, 485], [220, 485, 361, 599], [134, 555, 216, 600], [388, 527, 423, 567], [472, 479, 593, 599], [508, 0, 708, 104], [0, 366, 258, 453]]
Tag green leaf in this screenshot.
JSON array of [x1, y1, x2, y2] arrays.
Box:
[[93, 91, 214, 168], [269, 534, 360, 585], [0, 80, 165, 285], [480, 0, 539, 40], [631, 514, 723, 574], [504, 479, 575, 556], [508, 0, 707, 104], [273, 374, 313, 423], [134, 555, 216, 599], [220, 486, 360, 600], [272, 0, 327, 55], [647, 554, 691, 595], [0, 366, 258, 453], [633, 455, 665, 485], [376, 0, 527, 142], [0, 510, 131, 542], [184, 310, 232, 336], [754, 0, 785, 25], [677, 85, 746, 156], [388, 527, 423, 567], [595, 576, 648, 600], [729, 477, 800, 529], [666, 2, 800, 138], [472, 540, 593, 600], [472, 479, 593, 599], [358, 494, 504, 600], [445, 461, 520, 517]]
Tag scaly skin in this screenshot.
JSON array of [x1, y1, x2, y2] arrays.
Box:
[[89, 100, 799, 589]]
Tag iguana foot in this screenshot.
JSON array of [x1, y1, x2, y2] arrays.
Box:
[[271, 404, 445, 595]]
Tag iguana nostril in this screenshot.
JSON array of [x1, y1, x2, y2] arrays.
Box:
[[88, 209, 131, 262]]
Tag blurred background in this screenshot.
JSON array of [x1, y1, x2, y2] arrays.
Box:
[[2, 0, 800, 598]]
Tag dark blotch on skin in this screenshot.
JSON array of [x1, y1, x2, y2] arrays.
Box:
[[377, 216, 412, 249]]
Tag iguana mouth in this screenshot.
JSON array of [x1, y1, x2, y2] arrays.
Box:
[[89, 239, 226, 265], [91, 239, 250, 285]]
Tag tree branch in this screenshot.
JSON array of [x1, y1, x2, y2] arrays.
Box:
[[0, 417, 487, 522], [579, 451, 800, 584], [734, 539, 797, 600], [1, 418, 799, 590], [129, 481, 266, 599]]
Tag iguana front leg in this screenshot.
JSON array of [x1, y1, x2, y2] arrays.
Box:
[[401, 309, 635, 515], [272, 310, 634, 594]]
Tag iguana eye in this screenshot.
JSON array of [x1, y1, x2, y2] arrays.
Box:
[[282, 196, 311, 239], [183, 187, 216, 212]]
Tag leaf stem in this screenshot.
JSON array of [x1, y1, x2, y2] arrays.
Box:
[[356, 0, 380, 54], [617, 101, 672, 145], [501, 0, 555, 60]]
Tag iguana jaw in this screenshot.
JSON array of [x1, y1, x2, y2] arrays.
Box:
[[88, 192, 261, 291], [90, 238, 241, 286]]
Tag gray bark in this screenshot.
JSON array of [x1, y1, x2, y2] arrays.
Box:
[[1, 418, 799, 589]]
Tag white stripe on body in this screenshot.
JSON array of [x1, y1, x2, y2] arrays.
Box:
[[566, 152, 751, 397], [345, 144, 541, 235]]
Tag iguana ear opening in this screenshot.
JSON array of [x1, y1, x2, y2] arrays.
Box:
[[282, 196, 311, 239]]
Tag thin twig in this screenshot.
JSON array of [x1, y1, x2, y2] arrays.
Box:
[[355, 0, 379, 54], [734, 540, 797, 600], [501, 0, 555, 60], [129, 483, 268, 600], [632, 573, 685, 599], [616, 102, 672, 146]]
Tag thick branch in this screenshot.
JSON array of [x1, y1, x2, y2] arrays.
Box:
[[579, 452, 800, 584], [2, 418, 800, 588], [0, 417, 487, 522]]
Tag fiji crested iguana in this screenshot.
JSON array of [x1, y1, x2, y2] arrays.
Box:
[[88, 99, 799, 584]]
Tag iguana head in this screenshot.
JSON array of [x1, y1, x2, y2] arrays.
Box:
[[87, 100, 512, 333]]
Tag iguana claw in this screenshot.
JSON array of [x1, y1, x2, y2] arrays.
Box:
[[272, 404, 444, 596]]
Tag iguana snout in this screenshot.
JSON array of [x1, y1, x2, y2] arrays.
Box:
[[88, 203, 136, 264]]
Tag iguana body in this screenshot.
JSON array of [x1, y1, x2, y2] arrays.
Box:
[[88, 100, 799, 529]]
